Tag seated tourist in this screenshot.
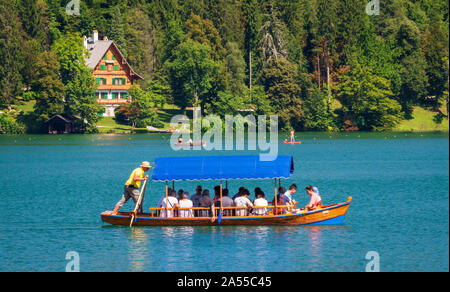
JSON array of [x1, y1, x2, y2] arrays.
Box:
[[278, 186, 286, 197], [157, 188, 171, 208], [304, 185, 323, 211], [178, 192, 194, 218], [282, 184, 297, 204], [232, 187, 245, 201], [190, 185, 202, 216], [282, 184, 298, 212], [254, 191, 268, 216], [213, 185, 221, 203], [271, 194, 284, 215], [218, 188, 234, 216], [199, 189, 216, 222], [177, 189, 184, 201], [234, 189, 254, 216], [160, 190, 179, 218]]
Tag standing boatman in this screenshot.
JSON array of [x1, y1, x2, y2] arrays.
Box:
[[112, 161, 151, 215]]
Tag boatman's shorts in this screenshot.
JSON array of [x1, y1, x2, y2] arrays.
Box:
[[115, 186, 140, 208]]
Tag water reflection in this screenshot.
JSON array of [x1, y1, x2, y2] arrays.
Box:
[[127, 228, 149, 272], [301, 225, 349, 271]]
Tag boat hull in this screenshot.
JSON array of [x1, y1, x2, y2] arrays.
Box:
[[101, 198, 351, 227]]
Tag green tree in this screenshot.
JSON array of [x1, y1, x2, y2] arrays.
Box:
[[224, 42, 247, 97], [32, 51, 65, 121], [210, 91, 245, 116], [243, 0, 262, 90], [124, 7, 157, 80], [165, 39, 220, 109], [262, 58, 303, 129], [108, 6, 127, 58], [303, 87, 335, 131], [19, 0, 42, 39], [51, 33, 89, 84], [336, 58, 403, 131], [64, 67, 102, 133], [422, 21, 449, 107], [185, 13, 226, 60], [116, 86, 163, 128], [0, 1, 24, 110]]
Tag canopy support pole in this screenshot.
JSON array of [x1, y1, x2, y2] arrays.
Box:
[[165, 181, 169, 218], [274, 178, 278, 215], [220, 181, 223, 216]]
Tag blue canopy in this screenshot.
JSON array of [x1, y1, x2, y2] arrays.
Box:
[[152, 156, 294, 181]]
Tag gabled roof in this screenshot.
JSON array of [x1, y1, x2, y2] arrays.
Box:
[[45, 114, 74, 124], [85, 40, 144, 81]]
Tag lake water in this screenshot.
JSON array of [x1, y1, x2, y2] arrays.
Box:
[[0, 132, 448, 272]]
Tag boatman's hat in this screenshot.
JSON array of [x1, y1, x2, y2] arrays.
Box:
[[141, 161, 151, 168]]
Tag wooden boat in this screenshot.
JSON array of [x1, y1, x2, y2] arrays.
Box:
[[174, 141, 206, 147], [101, 156, 351, 227], [101, 197, 351, 226]]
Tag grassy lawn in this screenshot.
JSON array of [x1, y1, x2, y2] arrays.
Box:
[[394, 106, 449, 132], [96, 117, 149, 133]]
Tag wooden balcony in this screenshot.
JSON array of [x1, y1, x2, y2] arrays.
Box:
[[97, 85, 132, 90], [97, 99, 130, 105]]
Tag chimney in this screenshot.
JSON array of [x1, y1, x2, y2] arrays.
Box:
[[83, 35, 88, 48], [93, 30, 99, 42], [103, 36, 108, 41]]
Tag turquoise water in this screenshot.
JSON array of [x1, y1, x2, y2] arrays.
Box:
[[0, 132, 448, 272]]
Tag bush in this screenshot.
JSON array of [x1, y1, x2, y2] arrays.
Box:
[[0, 114, 26, 134], [22, 91, 38, 102]]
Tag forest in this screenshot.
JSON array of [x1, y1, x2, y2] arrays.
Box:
[[0, 0, 448, 134]]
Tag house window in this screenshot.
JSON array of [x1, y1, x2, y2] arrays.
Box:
[[113, 78, 126, 85], [104, 55, 108, 60], [113, 65, 120, 71], [102, 93, 108, 99], [122, 93, 128, 99], [96, 78, 107, 85], [112, 55, 116, 60], [99, 65, 106, 70], [112, 92, 119, 99]]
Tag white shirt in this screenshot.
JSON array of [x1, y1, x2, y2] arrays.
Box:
[[178, 199, 194, 218], [234, 196, 253, 216], [282, 191, 294, 204], [160, 196, 179, 218], [254, 198, 268, 215]]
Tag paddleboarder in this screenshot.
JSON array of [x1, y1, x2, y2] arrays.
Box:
[[290, 130, 295, 143], [112, 161, 151, 215]]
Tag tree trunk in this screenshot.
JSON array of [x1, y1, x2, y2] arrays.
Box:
[[326, 42, 331, 102], [317, 51, 321, 90], [194, 91, 199, 108], [249, 50, 253, 98]]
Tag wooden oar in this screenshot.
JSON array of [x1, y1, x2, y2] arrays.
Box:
[[129, 179, 148, 227]]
